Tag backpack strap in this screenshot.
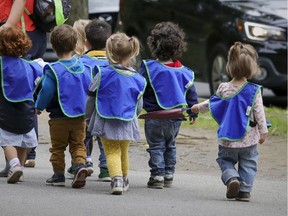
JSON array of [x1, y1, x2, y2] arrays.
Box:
[[21, 7, 33, 33], [54, 0, 67, 25]]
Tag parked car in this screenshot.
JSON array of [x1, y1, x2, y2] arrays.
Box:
[[118, 0, 287, 96], [43, 0, 119, 62], [88, 0, 119, 32]]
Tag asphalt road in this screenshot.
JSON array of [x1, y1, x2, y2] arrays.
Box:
[[0, 82, 286, 216], [0, 143, 286, 216]]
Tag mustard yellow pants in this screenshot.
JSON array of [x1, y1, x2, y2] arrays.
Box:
[[101, 138, 131, 178]]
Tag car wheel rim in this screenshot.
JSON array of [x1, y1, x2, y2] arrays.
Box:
[[211, 55, 229, 92]]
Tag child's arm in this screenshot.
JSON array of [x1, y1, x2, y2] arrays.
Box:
[[253, 90, 268, 144], [85, 74, 100, 123], [85, 95, 95, 123], [35, 71, 56, 114], [186, 85, 199, 124], [191, 99, 209, 114]]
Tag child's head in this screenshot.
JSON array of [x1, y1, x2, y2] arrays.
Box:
[[226, 42, 260, 80], [147, 21, 187, 61], [106, 32, 140, 66], [0, 27, 32, 57], [50, 24, 77, 57], [85, 19, 112, 50], [73, 19, 91, 56]]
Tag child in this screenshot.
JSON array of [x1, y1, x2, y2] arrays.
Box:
[[73, 19, 91, 57], [67, 19, 112, 181], [191, 42, 268, 202], [0, 26, 42, 183], [65, 18, 94, 177], [139, 22, 198, 189], [35, 24, 92, 188], [86, 32, 146, 195]]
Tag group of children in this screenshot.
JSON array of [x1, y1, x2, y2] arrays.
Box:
[[0, 18, 268, 200]]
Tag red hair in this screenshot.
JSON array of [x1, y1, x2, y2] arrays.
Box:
[[0, 27, 32, 57]]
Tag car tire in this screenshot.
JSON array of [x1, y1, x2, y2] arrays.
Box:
[[272, 89, 287, 96], [208, 43, 230, 95]]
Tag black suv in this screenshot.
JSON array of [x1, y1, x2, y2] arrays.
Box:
[[119, 0, 287, 96]]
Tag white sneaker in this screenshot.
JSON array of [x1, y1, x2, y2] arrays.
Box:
[[7, 166, 23, 184], [123, 176, 129, 192]]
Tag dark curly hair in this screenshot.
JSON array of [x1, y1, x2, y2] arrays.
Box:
[[0, 27, 32, 57], [147, 22, 187, 61]]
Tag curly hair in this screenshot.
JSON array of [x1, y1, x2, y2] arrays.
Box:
[[147, 22, 187, 61], [0, 27, 32, 57]]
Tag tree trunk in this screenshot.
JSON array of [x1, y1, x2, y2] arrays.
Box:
[[66, 0, 89, 26]]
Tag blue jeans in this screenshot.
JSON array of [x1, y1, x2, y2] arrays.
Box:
[[145, 119, 182, 176], [216, 145, 258, 192], [85, 130, 107, 168], [27, 113, 38, 160], [96, 137, 107, 168]]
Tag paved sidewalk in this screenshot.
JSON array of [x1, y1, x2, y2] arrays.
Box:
[[0, 143, 287, 216], [0, 113, 286, 216]]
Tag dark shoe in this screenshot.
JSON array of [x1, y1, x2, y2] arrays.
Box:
[[7, 166, 23, 184], [110, 176, 123, 195], [98, 168, 111, 182], [0, 168, 9, 177], [71, 165, 88, 188], [147, 176, 164, 189], [24, 159, 35, 168], [164, 174, 174, 188], [0, 159, 10, 177], [66, 165, 77, 179], [86, 161, 94, 176], [226, 178, 240, 199], [46, 174, 65, 186], [236, 191, 251, 202], [123, 176, 129, 192]]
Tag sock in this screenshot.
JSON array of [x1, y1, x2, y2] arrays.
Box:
[[9, 158, 20, 168], [86, 157, 92, 163]]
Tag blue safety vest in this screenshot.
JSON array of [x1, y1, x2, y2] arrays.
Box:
[[79, 55, 109, 76], [96, 65, 146, 121], [0, 56, 42, 102], [209, 82, 261, 141], [45, 61, 92, 117], [143, 60, 194, 109]]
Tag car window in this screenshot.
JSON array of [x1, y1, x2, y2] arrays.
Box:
[[88, 0, 119, 13]]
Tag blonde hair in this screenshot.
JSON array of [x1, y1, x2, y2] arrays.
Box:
[[73, 19, 91, 56], [106, 32, 140, 65], [226, 42, 260, 80]]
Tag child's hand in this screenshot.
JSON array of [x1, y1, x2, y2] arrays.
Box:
[[191, 104, 199, 113], [36, 109, 42, 115], [259, 133, 267, 144], [189, 117, 196, 125]]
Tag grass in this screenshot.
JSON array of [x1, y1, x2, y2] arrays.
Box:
[[264, 106, 287, 136]]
